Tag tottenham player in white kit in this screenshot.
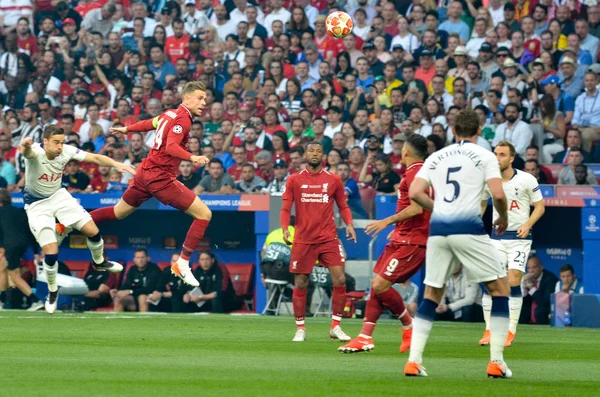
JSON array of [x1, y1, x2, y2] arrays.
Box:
[[19, 125, 135, 314], [479, 141, 545, 347], [405, 109, 513, 379]]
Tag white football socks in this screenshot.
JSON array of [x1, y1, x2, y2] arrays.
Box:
[[87, 237, 105, 265], [408, 317, 433, 365], [508, 295, 523, 334], [44, 262, 58, 293], [482, 292, 492, 331]]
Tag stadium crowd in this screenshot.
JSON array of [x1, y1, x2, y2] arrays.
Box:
[[1, 0, 600, 218]]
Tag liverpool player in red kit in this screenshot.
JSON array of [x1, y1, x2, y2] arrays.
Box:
[[90, 82, 211, 287], [281, 141, 357, 342], [339, 134, 431, 354]]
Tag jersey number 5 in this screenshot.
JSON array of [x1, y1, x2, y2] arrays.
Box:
[[154, 118, 169, 150], [443, 166, 462, 203]]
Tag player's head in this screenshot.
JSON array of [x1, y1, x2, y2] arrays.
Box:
[[305, 141, 324, 168], [452, 108, 481, 140], [43, 124, 66, 158], [401, 134, 428, 165], [181, 81, 208, 116], [494, 141, 516, 171]]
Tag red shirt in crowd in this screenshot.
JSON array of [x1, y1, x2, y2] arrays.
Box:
[[227, 164, 243, 181], [165, 35, 190, 62], [75, 1, 102, 18], [89, 175, 108, 192], [17, 35, 38, 58]]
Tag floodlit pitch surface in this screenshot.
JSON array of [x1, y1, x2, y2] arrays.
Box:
[[1, 312, 599, 396]]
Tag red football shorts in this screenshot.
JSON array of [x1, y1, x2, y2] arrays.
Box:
[[122, 168, 196, 211], [290, 239, 345, 274], [373, 242, 426, 283]]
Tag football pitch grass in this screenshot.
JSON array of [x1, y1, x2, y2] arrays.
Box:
[[1, 312, 599, 397]]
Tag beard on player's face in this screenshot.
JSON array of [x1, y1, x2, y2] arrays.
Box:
[[307, 157, 322, 167]]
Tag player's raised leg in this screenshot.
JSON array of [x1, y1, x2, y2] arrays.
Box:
[[90, 197, 139, 224], [171, 196, 212, 287], [339, 274, 412, 353], [78, 220, 123, 272], [327, 265, 350, 342]]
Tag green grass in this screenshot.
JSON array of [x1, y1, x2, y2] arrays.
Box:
[[1, 312, 599, 397]]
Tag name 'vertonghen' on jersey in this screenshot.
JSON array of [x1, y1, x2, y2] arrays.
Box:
[[23, 143, 87, 204], [417, 141, 501, 237]]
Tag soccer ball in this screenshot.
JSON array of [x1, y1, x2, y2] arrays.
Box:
[[326, 11, 353, 39]]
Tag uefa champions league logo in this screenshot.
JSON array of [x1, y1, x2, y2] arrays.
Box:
[[586, 215, 600, 233]]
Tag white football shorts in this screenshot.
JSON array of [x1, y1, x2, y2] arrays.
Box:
[[25, 188, 92, 247], [492, 238, 532, 273], [424, 234, 506, 288]]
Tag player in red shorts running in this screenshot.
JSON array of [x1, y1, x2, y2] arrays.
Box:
[[339, 134, 431, 354], [281, 141, 356, 342], [89, 82, 211, 287]]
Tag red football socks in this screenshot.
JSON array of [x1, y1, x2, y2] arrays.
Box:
[[360, 296, 384, 337], [331, 286, 346, 328], [292, 287, 307, 327], [90, 207, 117, 224], [181, 219, 209, 260], [377, 288, 412, 327]]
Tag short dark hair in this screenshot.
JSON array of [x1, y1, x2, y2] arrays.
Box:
[[43, 124, 65, 139], [306, 140, 323, 150], [25, 103, 39, 115], [559, 264, 574, 274], [525, 159, 540, 168], [241, 163, 255, 171], [453, 109, 480, 138], [134, 248, 148, 256], [406, 134, 428, 159], [209, 158, 224, 167], [290, 146, 305, 156], [61, 114, 75, 122]]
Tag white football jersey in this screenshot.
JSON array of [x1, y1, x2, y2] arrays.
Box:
[[416, 141, 501, 236], [24, 143, 87, 200], [483, 169, 543, 233]]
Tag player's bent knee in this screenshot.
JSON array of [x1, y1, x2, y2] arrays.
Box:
[[371, 277, 391, 295], [294, 274, 309, 289], [331, 274, 346, 287], [507, 270, 523, 287], [186, 198, 212, 220], [79, 220, 100, 237]]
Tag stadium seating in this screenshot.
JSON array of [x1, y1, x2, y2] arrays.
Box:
[[226, 263, 255, 311], [64, 261, 91, 279]]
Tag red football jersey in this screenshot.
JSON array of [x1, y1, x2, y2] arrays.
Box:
[[282, 169, 352, 244], [392, 161, 431, 246], [143, 105, 192, 176]]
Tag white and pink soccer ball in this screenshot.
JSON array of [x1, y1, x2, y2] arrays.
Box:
[[326, 11, 354, 39]]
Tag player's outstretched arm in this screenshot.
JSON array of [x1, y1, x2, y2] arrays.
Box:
[[83, 153, 137, 176], [110, 117, 159, 136], [487, 178, 508, 235], [364, 200, 423, 236], [18, 137, 36, 159], [409, 177, 434, 211], [517, 199, 545, 238]]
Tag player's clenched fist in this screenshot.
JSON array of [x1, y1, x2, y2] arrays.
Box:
[[20, 137, 33, 149], [190, 155, 210, 165]]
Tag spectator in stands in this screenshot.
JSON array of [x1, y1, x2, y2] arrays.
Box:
[[62, 159, 91, 193], [82, 256, 119, 311], [255, 150, 274, 183], [111, 249, 162, 312], [264, 159, 289, 196], [555, 264, 584, 294], [524, 159, 549, 184], [177, 160, 202, 190], [558, 147, 598, 185], [211, 132, 234, 170], [228, 146, 247, 182], [573, 164, 593, 185], [288, 146, 305, 174], [336, 161, 368, 219], [573, 71, 600, 153], [184, 251, 237, 313], [435, 264, 483, 322], [88, 165, 111, 193], [0, 150, 16, 186], [235, 163, 266, 193], [393, 280, 419, 317], [521, 256, 559, 325], [369, 153, 401, 194], [492, 103, 533, 160], [196, 158, 235, 194], [127, 132, 148, 163], [553, 128, 593, 164]]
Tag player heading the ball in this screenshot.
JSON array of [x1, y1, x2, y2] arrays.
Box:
[[91, 81, 211, 288]]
